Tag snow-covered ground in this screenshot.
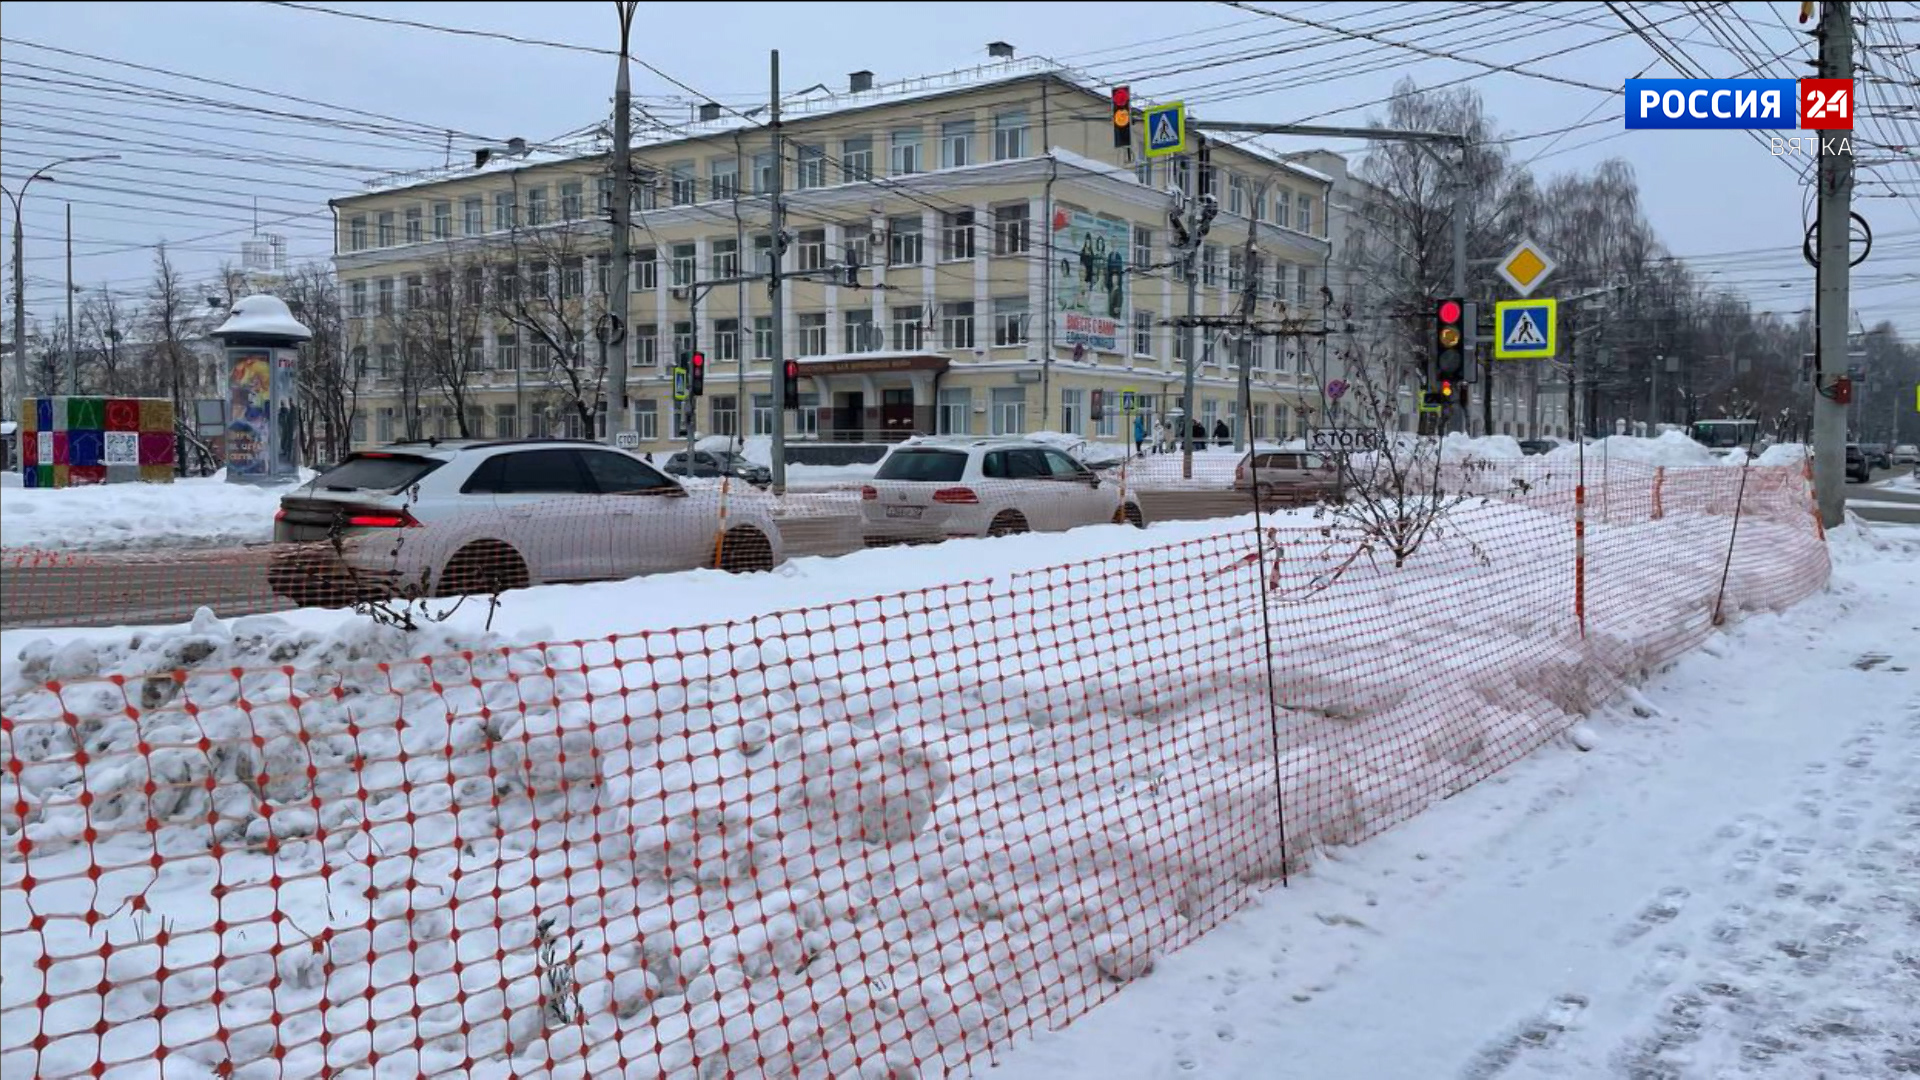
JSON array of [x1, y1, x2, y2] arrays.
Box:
[[0, 471, 311, 552], [0, 461, 1832, 1079], [997, 519, 1920, 1080], [1875, 469, 1920, 494]]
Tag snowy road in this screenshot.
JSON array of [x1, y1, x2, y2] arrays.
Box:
[[997, 522, 1920, 1080]]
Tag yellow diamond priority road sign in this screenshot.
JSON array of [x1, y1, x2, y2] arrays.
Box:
[[1496, 239, 1557, 298]]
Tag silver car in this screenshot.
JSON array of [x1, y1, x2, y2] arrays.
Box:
[[860, 437, 1145, 544], [271, 439, 783, 605]]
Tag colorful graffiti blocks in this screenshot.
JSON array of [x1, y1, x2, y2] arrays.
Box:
[[17, 396, 175, 487]]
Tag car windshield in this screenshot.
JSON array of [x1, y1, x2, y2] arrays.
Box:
[[312, 453, 441, 493], [876, 449, 968, 482]]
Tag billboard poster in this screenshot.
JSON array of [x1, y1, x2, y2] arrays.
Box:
[[227, 350, 271, 479], [1051, 209, 1130, 354]]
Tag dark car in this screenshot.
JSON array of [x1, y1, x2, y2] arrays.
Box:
[[663, 449, 771, 486], [1858, 443, 1892, 470], [1518, 439, 1557, 456], [1845, 444, 1871, 484]]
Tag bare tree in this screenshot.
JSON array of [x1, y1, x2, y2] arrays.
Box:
[[281, 261, 358, 464], [78, 287, 132, 396], [400, 253, 490, 437], [493, 217, 609, 438], [143, 246, 194, 471], [27, 318, 66, 398]]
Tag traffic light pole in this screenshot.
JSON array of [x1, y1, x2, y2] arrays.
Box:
[[1811, 1, 1852, 528], [767, 50, 789, 495], [606, 2, 638, 446]]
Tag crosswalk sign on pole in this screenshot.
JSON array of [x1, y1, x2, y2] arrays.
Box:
[[672, 365, 689, 401], [1493, 298, 1558, 360], [1143, 102, 1188, 159]]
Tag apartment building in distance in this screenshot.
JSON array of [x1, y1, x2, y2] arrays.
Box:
[[332, 49, 1334, 453]]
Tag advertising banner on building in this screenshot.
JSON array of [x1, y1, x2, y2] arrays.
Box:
[[1052, 209, 1130, 354]]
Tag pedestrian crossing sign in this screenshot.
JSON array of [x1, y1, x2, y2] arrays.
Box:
[[1493, 298, 1557, 360], [1143, 102, 1188, 158]]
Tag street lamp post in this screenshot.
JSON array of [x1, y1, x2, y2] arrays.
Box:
[[3, 154, 121, 401]]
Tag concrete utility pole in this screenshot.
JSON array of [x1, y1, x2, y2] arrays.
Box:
[[65, 203, 75, 395], [1172, 172, 1217, 481], [1234, 183, 1265, 452], [1812, 0, 1853, 528], [767, 49, 789, 494], [606, 1, 638, 445]]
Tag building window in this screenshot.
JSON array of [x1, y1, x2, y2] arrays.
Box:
[[937, 387, 971, 434], [406, 274, 425, 308], [1135, 158, 1153, 187], [940, 301, 975, 350], [992, 297, 1027, 347], [1133, 310, 1154, 355], [990, 387, 1026, 435], [636, 400, 658, 442], [713, 319, 739, 362], [1202, 399, 1219, 433], [377, 211, 395, 246], [795, 145, 826, 190], [711, 237, 739, 280], [1202, 244, 1221, 287], [940, 210, 975, 261], [594, 254, 611, 296], [497, 331, 519, 370], [1251, 402, 1268, 440], [597, 177, 614, 216], [1228, 250, 1244, 293], [376, 278, 395, 314], [431, 201, 452, 240], [1297, 193, 1313, 235], [634, 325, 658, 368], [463, 265, 484, 304], [405, 207, 422, 242], [377, 343, 397, 375], [711, 395, 738, 438], [799, 312, 828, 356], [890, 305, 924, 351], [1172, 157, 1193, 198], [561, 181, 584, 220], [1096, 397, 1117, 438], [992, 110, 1028, 161], [672, 320, 694, 360], [670, 244, 696, 288], [1228, 174, 1246, 217], [708, 158, 738, 201], [841, 224, 871, 272], [526, 262, 548, 301], [634, 175, 658, 211], [1273, 191, 1290, 229], [557, 257, 582, 299], [1173, 327, 1189, 363], [844, 309, 877, 352], [349, 280, 367, 317], [349, 215, 367, 250], [465, 337, 485, 370], [489, 403, 515, 439], [888, 214, 923, 266], [376, 407, 395, 443], [669, 163, 696, 205], [753, 233, 774, 274], [1060, 388, 1084, 434], [793, 392, 820, 436], [493, 193, 516, 231], [753, 151, 777, 194], [1297, 263, 1310, 305], [634, 248, 658, 291], [842, 136, 873, 182], [797, 228, 827, 272], [1251, 189, 1266, 222], [889, 129, 923, 175], [1132, 226, 1153, 271], [993, 204, 1029, 256], [940, 120, 974, 169], [753, 316, 774, 360], [351, 346, 368, 378], [751, 394, 774, 436], [525, 188, 547, 227]]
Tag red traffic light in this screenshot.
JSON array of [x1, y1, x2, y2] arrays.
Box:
[[1439, 379, 1454, 397], [1113, 86, 1131, 110], [691, 351, 705, 369], [1438, 299, 1462, 324]]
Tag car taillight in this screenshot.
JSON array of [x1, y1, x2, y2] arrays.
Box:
[[345, 510, 419, 528], [274, 507, 288, 522], [932, 487, 978, 504], [861, 485, 878, 501]]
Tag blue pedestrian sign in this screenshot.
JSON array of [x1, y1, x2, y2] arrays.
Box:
[[1493, 298, 1558, 360], [1143, 101, 1188, 159]]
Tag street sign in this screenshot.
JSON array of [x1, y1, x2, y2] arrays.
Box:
[[1121, 387, 1138, 413], [1493, 298, 1558, 360], [1143, 101, 1188, 159], [614, 431, 640, 450], [1326, 378, 1349, 401], [1495, 239, 1557, 297], [594, 313, 625, 346], [1308, 427, 1382, 454], [672, 364, 689, 401]]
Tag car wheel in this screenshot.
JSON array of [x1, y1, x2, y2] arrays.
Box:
[[987, 511, 1029, 537], [715, 527, 775, 573], [437, 541, 529, 598], [1113, 504, 1145, 528]]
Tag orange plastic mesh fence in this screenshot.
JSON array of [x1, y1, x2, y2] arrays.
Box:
[[1, 464, 1830, 1078]]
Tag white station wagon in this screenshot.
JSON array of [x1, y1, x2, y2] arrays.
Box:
[[271, 439, 781, 605], [860, 437, 1146, 544]]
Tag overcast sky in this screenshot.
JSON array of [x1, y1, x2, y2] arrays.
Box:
[[2, 1, 1915, 338]]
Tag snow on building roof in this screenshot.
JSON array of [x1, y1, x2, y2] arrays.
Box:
[[212, 295, 312, 342]]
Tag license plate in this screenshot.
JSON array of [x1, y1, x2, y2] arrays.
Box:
[[884, 505, 924, 520]]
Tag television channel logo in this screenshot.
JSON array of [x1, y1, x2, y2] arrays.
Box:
[[1625, 78, 1852, 130]]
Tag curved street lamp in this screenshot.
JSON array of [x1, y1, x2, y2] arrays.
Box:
[[4, 154, 121, 397]]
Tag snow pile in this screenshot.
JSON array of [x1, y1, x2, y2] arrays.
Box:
[[1, 472, 313, 552], [1440, 433, 1525, 462], [1026, 431, 1132, 466], [695, 435, 880, 487], [0, 469, 1833, 1079], [1876, 468, 1920, 493], [1547, 431, 1720, 468]]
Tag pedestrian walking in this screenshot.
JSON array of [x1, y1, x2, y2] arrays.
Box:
[[1213, 419, 1230, 448], [1133, 413, 1148, 456]]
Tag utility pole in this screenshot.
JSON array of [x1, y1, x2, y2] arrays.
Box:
[[768, 49, 789, 494], [1234, 184, 1265, 452], [1812, 0, 1852, 528], [65, 203, 75, 395], [606, 1, 638, 446], [1171, 178, 1217, 480]]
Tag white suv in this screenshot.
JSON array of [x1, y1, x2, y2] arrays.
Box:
[[270, 439, 783, 605], [860, 437, 1145, 544]]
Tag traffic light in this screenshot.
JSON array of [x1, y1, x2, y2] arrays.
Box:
[[782, 358, 800, 405], [1434, 298, 1467, 382], [689, 350, 706, 397], [1111, 86, 1132, 148]]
